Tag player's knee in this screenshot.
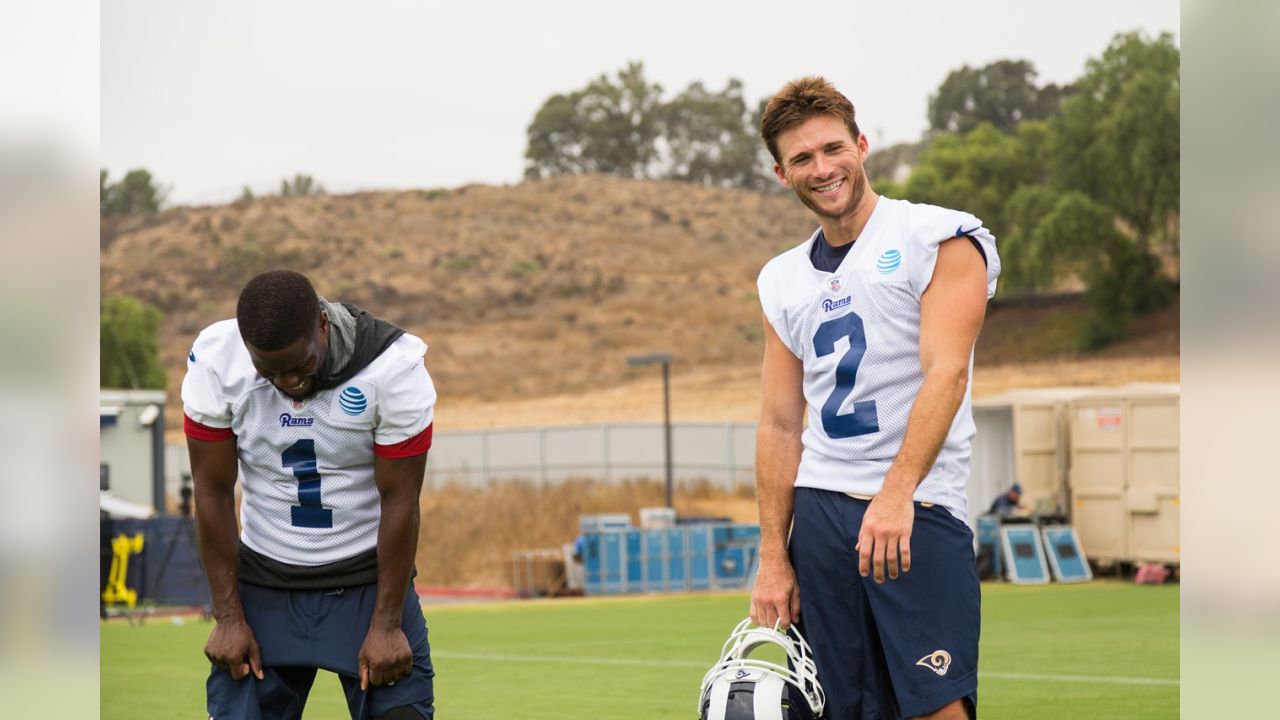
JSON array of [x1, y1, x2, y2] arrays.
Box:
[[374, 705, 430, 720]]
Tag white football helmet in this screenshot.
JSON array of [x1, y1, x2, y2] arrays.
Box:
[[697, 618, 825, 720]]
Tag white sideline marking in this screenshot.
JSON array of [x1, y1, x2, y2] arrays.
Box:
[[981, 671, 1178, 686], [436, 651, 704, 668], [432, 651, 1178, 686]]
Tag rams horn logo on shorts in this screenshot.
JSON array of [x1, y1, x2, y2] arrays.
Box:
[[915, 650, 952, 676]]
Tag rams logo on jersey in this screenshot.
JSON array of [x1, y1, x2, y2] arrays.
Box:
[[915, 650, 952, 676], [821, 295, 852, 313]]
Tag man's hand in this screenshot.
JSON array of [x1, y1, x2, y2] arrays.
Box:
[[750, 556, 801, 630], [358, 625, 413, 690], [204, 618, 264, 681], [857, 492, 915, 583]]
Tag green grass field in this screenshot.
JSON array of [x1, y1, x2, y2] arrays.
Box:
[[101, 582, 1178, 719]]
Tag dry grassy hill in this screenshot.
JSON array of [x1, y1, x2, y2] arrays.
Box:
[[100, 175, 1178, 438], [102, 175, 812, 431]]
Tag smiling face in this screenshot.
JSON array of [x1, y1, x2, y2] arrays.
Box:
[[772, 114, 871, 222], [246, 313, 329, 399]]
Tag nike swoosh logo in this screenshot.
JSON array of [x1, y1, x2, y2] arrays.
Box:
[[956, 224, 980, 236]]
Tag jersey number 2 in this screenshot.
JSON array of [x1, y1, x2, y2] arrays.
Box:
[[281, 439, 333, 528], [814, 312, 880, 438]]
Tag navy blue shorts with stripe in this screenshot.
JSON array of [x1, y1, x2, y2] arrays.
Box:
[[789, 487, 980, 719], [207, 581, 434, 720]]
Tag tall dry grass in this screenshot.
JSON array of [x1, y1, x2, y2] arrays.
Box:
[[415, 479, 758, 587]]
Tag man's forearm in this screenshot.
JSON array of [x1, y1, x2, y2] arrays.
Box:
[[370, 491, 419, 630], [194, 486, 245, 623], [882, 365, 969, 497], [755, 424, 803, 562]]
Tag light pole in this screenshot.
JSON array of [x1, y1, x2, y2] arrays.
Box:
[[627, 352, 674, 508]]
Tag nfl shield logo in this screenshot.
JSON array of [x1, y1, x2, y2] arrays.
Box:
[[827, 275, 844, 293]]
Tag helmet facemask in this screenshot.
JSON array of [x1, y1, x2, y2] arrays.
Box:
[[698, 618, 826, 719]]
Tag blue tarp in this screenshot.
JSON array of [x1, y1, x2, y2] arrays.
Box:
[[105, 516, 210, 606], [582, 523, 760, 595]]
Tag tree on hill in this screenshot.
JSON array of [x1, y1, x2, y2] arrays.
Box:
[[101, 294, 167, 390], [902, 119, 1066, 294], [1051, 31, 1180, 257], [928, 59, 1067, 135], [660, 79, 771, 189], [898, 33, 1179, 349], [524, 63, 769, 188], [280, 173, 325, 196], [1044, 31, 1180, 347], [525, 62, 664, 179], [100, 168, 166, 216], [903, 121, 1046, 265]]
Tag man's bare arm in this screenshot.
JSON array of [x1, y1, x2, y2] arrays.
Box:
[[858, 237, 989, 583], [358, 450, 427, 690], [190, 435, 263, 680], [750, 312, 807, 629]]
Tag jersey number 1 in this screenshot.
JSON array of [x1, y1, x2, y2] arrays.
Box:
[[282, 439, 333, 528], [814, 312, 880, 438]]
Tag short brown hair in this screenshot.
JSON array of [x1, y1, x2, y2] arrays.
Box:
[[760, 76, 861, 164]]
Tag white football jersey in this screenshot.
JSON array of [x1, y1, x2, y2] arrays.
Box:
[[757, 197, 1000, 521], [181, 320, 436, 565]]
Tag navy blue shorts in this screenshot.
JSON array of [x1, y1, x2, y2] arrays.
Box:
[[789, 487, 980, 719], [207, 581, 434, 720]]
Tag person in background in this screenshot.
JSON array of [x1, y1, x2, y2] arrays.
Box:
[[987, 483, 1024, 517]]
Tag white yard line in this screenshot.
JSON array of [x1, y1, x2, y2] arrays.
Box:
[[435, 651, 703, 668], [980, 671, 1177, 686], [432, 651, 1178, 686]]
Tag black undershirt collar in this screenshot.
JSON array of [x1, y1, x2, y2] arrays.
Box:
[[809, 228, 853, 273]]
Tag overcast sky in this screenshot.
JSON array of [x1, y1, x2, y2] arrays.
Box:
[[101, 0, 1179, 205]]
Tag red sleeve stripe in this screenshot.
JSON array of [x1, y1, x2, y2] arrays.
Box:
[[375, 423, 433, 459], [184, 414, 235, 442]]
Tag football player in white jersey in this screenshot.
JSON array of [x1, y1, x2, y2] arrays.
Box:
[[749, 78, 1000, 720], [184, 270, 437, 719]]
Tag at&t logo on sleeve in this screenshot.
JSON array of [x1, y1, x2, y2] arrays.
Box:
[[331, 384, 373, 419]]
